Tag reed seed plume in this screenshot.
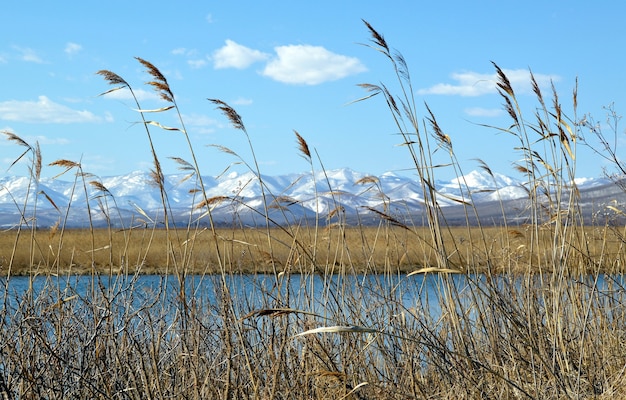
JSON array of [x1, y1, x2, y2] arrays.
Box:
[[475, 158, 494, 177], [135, 57, 174, 103], [33, 142, 42, 181], [195, 195, 229, 210], [351, 83, 382, 105], [327, 206, 345, 220], [362, 19, 389, 53], [146, 81, 174, 103], [530, 70, 545, 108], [49, 159, 80, 169], [80, 171, 96, 180], [2, 131, 31, 150], [492, 61, 514, 97], [270, 196, 298, 210], [502, 93, 519, 126], [551, 81, 562, 122], [208, 99, 245, 131], [275, 196, 298, 205], [294, 130, 311, 159], [48, 219, 59, 239], [354, 176, 379, 185], [149, 167, 165, 189], [357, 83, 382, 94], [209, 144, 239, 157], [89, 180, 110, 194], [169, 156, 195, 172], [135, 57, 167, 84], [96, 70, 129, 87], [49, 159, 81, 178], [170, 157, 196, 183], [425, 103, 452, 150]]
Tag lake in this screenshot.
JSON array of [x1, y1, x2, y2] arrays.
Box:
[[2, 272, 623, 325]]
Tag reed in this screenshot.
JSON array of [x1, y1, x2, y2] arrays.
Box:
[[0, 20, 625, 399]]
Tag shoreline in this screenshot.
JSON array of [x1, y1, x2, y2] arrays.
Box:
[[2, 225, 622, 276]]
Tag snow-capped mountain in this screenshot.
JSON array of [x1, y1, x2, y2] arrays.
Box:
[[0, 168, 621, 228]]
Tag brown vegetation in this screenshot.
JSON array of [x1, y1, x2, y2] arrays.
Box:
[[2, 225, 625, 276], [1, 20, 626, 399]]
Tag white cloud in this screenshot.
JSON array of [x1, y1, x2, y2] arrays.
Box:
[[27, 135, 71, 145], [13, 46, 44, 63], [103, 111, 114, 123], [419, 69, 560, 97], [64, 42, 82, 55], [205, 14, 214, 24], [261, 45, 366, 85], [102, 88, 162, 102], [0, 96, 101, 123], [212, 40, 269, 69], [188, 58, 209, 69], [171, 47, 188, 56], [181, 113, 219, 134], [231, 97, 253, 106], [464, 107, 503, 117], [172, 47, 199, 57], [81, 154, 120, 174], [172, 47, 207, 69]]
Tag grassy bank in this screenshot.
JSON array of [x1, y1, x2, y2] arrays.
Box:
[[1, 20, 626, 399], [2, 225, 625, 276]]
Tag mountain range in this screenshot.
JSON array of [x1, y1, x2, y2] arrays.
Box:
[[0, 168, 624, 228]]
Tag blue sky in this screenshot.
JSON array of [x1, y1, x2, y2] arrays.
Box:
[[1, 1, 625, 181]]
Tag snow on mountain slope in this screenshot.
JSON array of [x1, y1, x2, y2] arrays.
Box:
[[0, 168, 615, 228]]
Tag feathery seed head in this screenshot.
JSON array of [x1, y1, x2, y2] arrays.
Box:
[[362, 19, 389, 52], [89, 180, 110, 194], [501, 92, 519, 126], [354, 176, 379, 185], [169, 156, 195, 171], [530, 71, 545, 108], [2, 131, 32, 150], [49, 159, 80, 169], [34, 142, 42, 181], [492, 61, 514, 97], [208, 99, 245, 131], [294, 130, 311, 159], [426, 103, 452, 150], [149, 168, 165, 189], [136, 57, 174, 103], [357, 83, 382, 93], [195, 196, 230, 210], [96, 70, 129, 87]]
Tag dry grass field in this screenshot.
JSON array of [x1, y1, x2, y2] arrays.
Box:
[[2, 224, 625, 276]]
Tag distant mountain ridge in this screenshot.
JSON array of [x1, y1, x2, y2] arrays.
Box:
[[0, 168, 622, 228]]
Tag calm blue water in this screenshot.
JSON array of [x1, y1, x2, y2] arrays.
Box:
[[1, 273, 624, 323], [0, 273, 450, 315]]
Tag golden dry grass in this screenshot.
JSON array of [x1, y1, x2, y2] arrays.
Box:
[[2, 224, 624, 276]]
